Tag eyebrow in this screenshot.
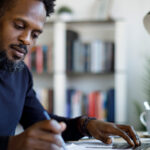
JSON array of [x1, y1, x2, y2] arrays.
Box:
[[14, 18, 43, 33]]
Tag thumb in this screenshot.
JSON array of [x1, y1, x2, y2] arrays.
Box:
[[59, 122, 67, 132]]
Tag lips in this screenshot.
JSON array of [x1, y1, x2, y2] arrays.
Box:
[[10, 45, 26, 55], [10, 45, 26, 59]]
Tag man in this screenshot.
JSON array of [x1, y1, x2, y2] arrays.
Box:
[[0, 0, 140, 150]]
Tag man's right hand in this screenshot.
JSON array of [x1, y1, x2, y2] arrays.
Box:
[[7, 120, 66, 150]]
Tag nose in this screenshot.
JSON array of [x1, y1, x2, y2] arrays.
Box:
[[18, 31, 31, 45]]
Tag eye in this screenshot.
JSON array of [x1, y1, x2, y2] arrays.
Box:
[[32, 32, 40, 39], [14, 23, 24, 30]]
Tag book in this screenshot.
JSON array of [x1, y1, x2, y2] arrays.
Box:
[[104, 42, 115, 72], [36, 46, 43, 74], [35, 88, 54, 112], [66, 88, 115, 121], [90, 40, 105, 73], [48, 89, 53, 113], [31, 47, 36, 72], [106, 89, 115, 122], [36, 88, 49, 110], [84, 43, 91, 72], [88, 92, 96, 117], [81, 94, 88, 115], [42, 45, 48, 72], [66, 30, 79, 72], [24, 45, 52, 73], [47, 45, 53, 73], [71, 91, 82, 118], [66, 89, 75, 118], [94, 91, 102, 119], [73, 40, 85, 72]]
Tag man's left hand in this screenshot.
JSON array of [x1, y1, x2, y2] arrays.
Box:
[[86, 120, 141, 147]]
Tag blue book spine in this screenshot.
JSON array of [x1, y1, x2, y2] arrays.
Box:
[[66, 89, 75, 118], [106, 89, 115, 122]]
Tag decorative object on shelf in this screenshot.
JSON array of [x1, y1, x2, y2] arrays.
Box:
[[56, 6, 73, 21], [97, 0, 112, 20]]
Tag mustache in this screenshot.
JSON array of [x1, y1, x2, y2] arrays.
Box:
[[10, 44, 28, 55]]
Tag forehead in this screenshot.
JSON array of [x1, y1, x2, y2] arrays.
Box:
[[4, 0, 46, 28]]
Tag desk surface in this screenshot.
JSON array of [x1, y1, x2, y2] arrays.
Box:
[[66, 134, 150, 150]]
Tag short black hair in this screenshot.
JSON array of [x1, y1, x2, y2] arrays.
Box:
[[0, 0, 55, 17], [40, 0, 56, 16]]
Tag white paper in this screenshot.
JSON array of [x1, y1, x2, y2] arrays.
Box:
[[66, 143, 132, 150], [66, 139, 133, 150]]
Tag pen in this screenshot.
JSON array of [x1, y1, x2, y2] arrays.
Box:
[[43, 110, 67, 150]]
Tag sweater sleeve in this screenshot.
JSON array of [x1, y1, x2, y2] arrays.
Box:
[[20, 67, 84, 141], [50, 114, 84, 141], [20, 67, 49, 128], [0, 136, 9, 150]]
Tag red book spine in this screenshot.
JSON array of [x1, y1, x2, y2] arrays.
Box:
[[36, 46, 43, 74], [48, 89, 53, 113], [88, 92, 96, 117], [96, 92, 104, 119]]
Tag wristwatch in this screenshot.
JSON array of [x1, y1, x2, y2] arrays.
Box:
[[81, 115, 96, 137]]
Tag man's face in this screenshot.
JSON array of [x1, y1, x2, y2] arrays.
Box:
[[0, 0, 46, 65]]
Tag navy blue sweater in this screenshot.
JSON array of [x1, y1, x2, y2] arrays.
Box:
[[0, 64, 83, 150]]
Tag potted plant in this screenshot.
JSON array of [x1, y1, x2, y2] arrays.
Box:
[[56, 6, 73, 21]]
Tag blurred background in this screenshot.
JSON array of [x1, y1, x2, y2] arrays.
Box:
[[24, 0, 150, 131]]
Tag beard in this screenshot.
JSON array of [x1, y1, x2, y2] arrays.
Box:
[[0, 43, 28, 72], [0, 50, 25, 72]]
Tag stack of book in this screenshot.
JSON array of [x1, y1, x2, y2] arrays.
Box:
[[66, 88, 115, 122], [24, 45, 53, 74], [66, 30, 115, 73], [35, 88, 54, 113]]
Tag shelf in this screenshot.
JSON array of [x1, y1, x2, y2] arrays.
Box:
[[32, 20, 127, 123], [32, 72, 53, 77], [67, 71, 114, 76], [46, 17, 116, 24]]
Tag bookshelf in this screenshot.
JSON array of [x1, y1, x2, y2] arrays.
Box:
[[32, 19, 127, 124]]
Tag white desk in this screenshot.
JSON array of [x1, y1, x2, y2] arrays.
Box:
[[66, 135, 150, 150]]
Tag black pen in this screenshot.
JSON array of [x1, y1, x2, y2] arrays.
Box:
[[43, 110, 67, 150]]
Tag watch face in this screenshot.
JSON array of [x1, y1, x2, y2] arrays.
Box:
[[144, 12, 150, 34]]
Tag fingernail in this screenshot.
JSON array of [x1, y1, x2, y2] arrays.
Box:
[[51, 120, 61, 130], [131, 141, 134, 146], [136, 141, 139, 145], [137, 140, 141, 145], [106, 138, 112, 144]]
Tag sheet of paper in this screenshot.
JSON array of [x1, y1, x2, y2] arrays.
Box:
[[66, 143, 113, 150], [66, 139, 133, 150], [66, 143, 132, 150]]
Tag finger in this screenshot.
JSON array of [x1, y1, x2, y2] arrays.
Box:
[[36, 120, 62, 134], [27, 137, 61, 150], [95, 130, 112, 144], [112, 127, 135, 146], [98, 135, 112, 144], [117, 125, 141, 146], [27, 129, 64, 147]]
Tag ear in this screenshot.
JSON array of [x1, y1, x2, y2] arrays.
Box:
[[143, 12, 150, 35]]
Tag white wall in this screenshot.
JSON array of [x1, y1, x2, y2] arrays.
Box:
[[112, 0, 150, 129], [54, 0, 112, 19], [54, 0, 150, 129]]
